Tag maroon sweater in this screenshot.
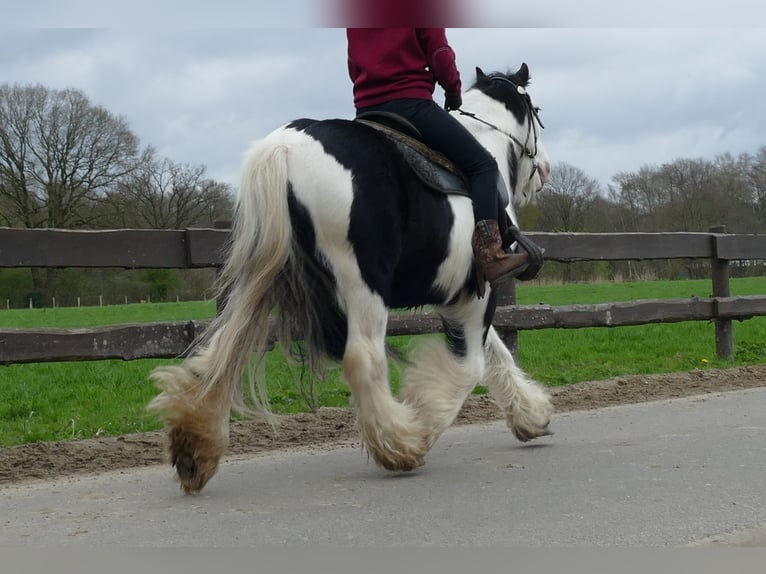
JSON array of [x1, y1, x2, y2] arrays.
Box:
[[346, 28, 462, 109]]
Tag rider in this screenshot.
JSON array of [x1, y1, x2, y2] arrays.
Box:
[[346, 27, 529, 289]]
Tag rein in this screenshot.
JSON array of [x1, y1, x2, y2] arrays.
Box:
[[457, 75, 544, 181]]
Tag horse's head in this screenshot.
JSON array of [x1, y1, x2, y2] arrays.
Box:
[[466, 63, 551, 210]]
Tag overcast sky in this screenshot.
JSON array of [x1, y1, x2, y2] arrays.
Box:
[[3, 3, 765, 191]]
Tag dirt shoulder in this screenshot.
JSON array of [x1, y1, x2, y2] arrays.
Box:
[[2, 364, 765, 485]]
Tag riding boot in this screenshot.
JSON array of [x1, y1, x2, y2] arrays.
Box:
[[471, 219, 530, 287]]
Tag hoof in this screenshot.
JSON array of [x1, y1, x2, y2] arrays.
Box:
[[362, 430, 428, 472], [173, 450, 197, 482], [168, 426, 224, 494], [512, 424, 553, 443], [372, 451, 426, 472]]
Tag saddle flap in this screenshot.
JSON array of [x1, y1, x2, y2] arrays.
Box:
[[355, 118, 470, 197]]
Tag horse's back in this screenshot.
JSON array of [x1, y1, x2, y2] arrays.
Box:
[[258, 117, 474, 307]]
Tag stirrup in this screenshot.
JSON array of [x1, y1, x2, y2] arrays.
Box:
[[502, 225, 544, 281], [472, 253, 530, 298]]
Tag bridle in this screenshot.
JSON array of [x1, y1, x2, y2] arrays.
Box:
[[457, 74, 544, 182]]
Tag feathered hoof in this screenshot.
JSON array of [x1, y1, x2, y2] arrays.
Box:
[[361, 427, 429, 472], [167, 426, 226, 494], [509, 419, 554, 443], [369, 446, 427, 472]]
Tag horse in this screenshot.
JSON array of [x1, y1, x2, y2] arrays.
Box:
[[149, 63, 554, 494]]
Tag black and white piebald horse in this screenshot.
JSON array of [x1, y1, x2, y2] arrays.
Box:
[[150, 63, 554, 493]]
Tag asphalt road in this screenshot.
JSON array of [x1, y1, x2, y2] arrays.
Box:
[[2, 387, 765, 547]]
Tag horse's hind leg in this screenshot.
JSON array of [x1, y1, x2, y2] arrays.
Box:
[[399, 298, 488, 450], [148, 330, 233, 494], [342, 292, 428, 471], [483, 326, 553, 441]]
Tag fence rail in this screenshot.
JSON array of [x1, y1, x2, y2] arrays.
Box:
[[1, 226, 765, 365], [2, 228, 765, 269]]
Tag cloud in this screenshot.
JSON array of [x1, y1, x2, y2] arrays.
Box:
[[6, 0, 319, 27], [472, 0, 765, 27], [8, 0, 764, 27], [447, 28, 766, 184], [1, 27, 764, 192]]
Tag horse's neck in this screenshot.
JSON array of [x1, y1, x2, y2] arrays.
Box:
[[457, 91, 518, 212]]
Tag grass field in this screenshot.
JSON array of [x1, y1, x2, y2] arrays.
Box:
[[1, 277, 764, 446]]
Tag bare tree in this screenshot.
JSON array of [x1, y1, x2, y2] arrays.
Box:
[[608, 156, 758, 233], [0, 84, 140, 229], [106, 149, 233, 229], [710, 152, 760, 233], [748, 146, 766, 231], [0, 85, 44, 227], [0, 84, 141, 299], [536, 162, 601, 232], [608, 165, 668, 231], [656, 158, 718, 231]]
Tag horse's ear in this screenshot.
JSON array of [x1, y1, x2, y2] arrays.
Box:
[[475, 66, 486, 80], [517, 63, 530, 84]]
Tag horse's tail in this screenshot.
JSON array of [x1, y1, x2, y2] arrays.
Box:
[[151, 137, 294, 418]]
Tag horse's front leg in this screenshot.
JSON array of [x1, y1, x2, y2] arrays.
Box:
[[399, 298, 488, 450], [483, 326, 553, 441], [342, 292, 428, 471]]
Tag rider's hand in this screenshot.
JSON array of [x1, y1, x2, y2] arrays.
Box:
[[444, 94, 462, 112]]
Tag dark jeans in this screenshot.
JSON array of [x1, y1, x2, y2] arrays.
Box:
[[357, 98, 501, 222]]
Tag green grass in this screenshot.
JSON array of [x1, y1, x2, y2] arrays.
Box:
[[515, 276, 766, 305], [0, 301, 219, 445], [0, 300, 217, 329], [1, 278, 764, 446], [0, 360, 167, 444], [512, 277, 766, 385], [516, 321, 766, 386]]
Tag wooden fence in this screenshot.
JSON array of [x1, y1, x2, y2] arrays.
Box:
[[1, 226, 765, 365]]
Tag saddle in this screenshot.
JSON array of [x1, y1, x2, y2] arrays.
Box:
[[355, 112, 544, 282], [355, 112, 470, 198]]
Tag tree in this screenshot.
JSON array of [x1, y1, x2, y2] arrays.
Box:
[[608, 166, 667, 231], [710, 152, 760, 233], [748, 146, 766, 232], [0, 84, 141, 300], [657, 158, 718, 231], [532, 163, 605, 281], [104, 149, 233, 229], [608, 156, 761, 234], [0, 84, 140, 229], [535, 162, 601, 232]]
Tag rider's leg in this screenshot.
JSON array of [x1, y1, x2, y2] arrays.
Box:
[[356, 98, 529, 287]]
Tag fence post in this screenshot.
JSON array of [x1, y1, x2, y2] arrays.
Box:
[[710, 225, 734, 361], [494, 279, 519, 361]]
